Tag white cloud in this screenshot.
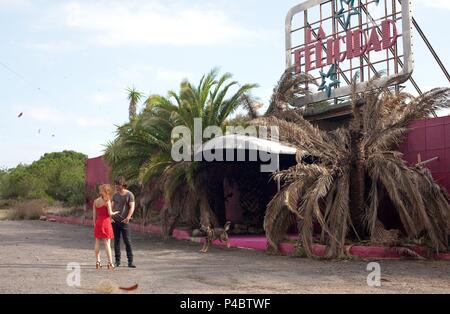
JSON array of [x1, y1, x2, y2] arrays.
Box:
[[17, 105, 111, 129], [0, 0, 31, 9], [91, 92, 113, 106], [117, 66, 153, 84], [54, 1, 264, 47], [156, 69, 193, 82], [416, 0, 450, 10], [76, 117, 109, 128], [24, 40, 81, 53], [26, 106, 67, 124], [66, 2, 82, 27]]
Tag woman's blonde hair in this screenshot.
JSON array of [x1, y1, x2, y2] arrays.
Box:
[[99, 184, 112, 201]]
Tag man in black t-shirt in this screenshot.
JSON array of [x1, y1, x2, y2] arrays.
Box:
[[112, 176, 136, 268]]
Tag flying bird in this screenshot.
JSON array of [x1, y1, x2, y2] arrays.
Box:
[[18, 112, 23, 118]]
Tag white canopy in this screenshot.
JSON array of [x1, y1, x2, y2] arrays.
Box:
[[195, 134, 297, 158]]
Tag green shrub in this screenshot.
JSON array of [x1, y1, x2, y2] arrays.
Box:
[[0, 151, 87, 206]]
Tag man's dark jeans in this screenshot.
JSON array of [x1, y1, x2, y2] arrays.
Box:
[[112, 222, 133, 264]]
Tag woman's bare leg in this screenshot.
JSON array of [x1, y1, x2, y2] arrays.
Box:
[[104, 239, 113, 264], [95, 238, 101, 263]]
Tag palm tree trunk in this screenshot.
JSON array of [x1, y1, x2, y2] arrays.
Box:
[[349, 101, 367, 239], [129, 103, 137, 120]]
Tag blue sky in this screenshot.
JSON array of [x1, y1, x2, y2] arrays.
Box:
[[1, 0, 449, 168]]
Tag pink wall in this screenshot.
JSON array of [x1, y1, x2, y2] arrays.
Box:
[[399, 116, 450, 192], [85, 155, 111, 208]]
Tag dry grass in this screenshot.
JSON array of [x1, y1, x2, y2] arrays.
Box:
[[0, 199, 17, 209], [0, 210, 9, 220], [7, 200, 49, 221], [1, 199, 86, 221], [45, 203, 87, 217]]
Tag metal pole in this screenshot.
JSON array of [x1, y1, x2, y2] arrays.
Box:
[[411, 17, 450, 83], [359, 1, 423, 95]]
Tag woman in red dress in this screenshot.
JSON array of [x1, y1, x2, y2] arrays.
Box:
[[94, 184, 119, 270]]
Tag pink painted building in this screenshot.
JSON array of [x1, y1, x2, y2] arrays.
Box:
[[399, 116, 450, 192], [85, 155, 111, 209], [85, 116, 450, 221]]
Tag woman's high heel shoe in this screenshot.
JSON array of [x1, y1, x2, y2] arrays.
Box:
[[107, 262, 115, 270], [96, 261, 102, 269]]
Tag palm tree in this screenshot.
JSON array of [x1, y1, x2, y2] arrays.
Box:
[[106, 69, 258, 234], [126, 87, 143, 120], [141, 68, 258, 233], [256, 71, 450, 258]]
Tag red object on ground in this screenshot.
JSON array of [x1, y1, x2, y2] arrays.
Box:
[[93, 205, 114, 239]]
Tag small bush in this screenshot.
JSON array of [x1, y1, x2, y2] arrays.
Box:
[[7, 200, 48, 220], [0, 199, 17, 209]]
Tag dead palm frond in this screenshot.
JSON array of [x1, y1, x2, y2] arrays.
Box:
[[266, 66, 316, 116], [255, 113, 351, 256], [240, 93, 263, 119], [257, 69, 450, 258]]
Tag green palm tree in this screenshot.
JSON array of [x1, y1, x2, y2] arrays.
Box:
[[126, 87, 143, 120], [106, 69, 258, 234], [141, 68, 258, 232]]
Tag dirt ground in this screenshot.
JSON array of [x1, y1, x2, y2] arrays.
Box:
[[0, 220, 449, 294], [0, 209, 9, 220]]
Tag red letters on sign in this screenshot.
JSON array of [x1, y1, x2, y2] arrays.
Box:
[[366, 28, 382, 53], [382, 19, 398, 50], [293, 19, 399, 73], [305, 44, 315, 72]]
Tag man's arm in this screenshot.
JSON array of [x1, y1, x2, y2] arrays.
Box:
[[128, 201, 135, 219], [122, 201, 135, 224]]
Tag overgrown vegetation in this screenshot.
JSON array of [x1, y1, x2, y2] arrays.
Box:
[[6, 199, 48, 220], [104, 69, 259, 234], [258, 68, 450, 258], [0, 151, 87, 207], [105, 66, 450, 259]]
